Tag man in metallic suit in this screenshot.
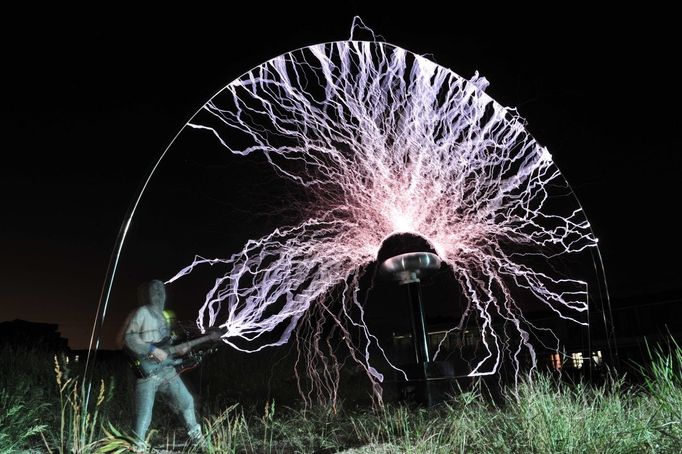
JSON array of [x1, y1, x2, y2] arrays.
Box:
[[123, 279, 203, 450]]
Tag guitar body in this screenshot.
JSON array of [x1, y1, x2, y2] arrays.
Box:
[[131, 337, 183, 378]]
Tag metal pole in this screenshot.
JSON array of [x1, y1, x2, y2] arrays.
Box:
[[406, 282, 430, 364], [406, 281, 434, 407], [378, 252, 441, 407]]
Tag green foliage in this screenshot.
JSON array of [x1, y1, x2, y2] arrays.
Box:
[[0, 387, 47, 454], [640, 339, 682, 450], [0, 345, 54, 453], [199, 403, 250, 454], [95, 422, 151, 454], [42, 355, 110, 454], [3, 341, 682, 452]]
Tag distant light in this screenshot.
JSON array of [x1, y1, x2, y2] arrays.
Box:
[[550, 352, 562, 370], [592, 350, 602, 366]]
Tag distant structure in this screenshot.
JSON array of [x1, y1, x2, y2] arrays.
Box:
[[374, 289, 682, 397], [0, 319, 69, 351], [608, 291, 682, 371]]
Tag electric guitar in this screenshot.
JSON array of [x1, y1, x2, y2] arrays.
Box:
[[127, 329, 222, 378]]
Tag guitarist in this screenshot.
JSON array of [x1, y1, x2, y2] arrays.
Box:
[[122, 279, 203, 450]]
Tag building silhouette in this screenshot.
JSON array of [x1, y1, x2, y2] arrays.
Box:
[[0, 319, 69, 351]]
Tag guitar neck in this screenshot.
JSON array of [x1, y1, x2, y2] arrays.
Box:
[[168, 333, 216, 355]]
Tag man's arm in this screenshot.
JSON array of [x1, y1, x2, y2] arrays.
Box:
[[123, 307, 155, 356]]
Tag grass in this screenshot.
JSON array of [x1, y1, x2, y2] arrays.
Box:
[[0, 386, 48, 454], [1, 341, 682, 453], [40, 355, 110, 453]]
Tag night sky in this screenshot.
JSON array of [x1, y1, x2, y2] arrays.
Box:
[[2, 7, 680, 350]]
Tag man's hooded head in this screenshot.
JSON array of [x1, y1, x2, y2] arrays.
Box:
[[137, 279, 166, 311]]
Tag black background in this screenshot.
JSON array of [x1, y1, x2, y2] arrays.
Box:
[[2, 5, 680, 349]]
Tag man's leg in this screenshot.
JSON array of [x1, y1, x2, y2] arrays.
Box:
[[134, 376, 159, 443], [163, 371, 201, 438]]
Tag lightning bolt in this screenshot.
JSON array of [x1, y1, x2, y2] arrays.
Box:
[[166, 40, 597, 405]]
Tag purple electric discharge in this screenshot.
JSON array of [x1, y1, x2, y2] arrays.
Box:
[[166, 40, 597, 403]]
